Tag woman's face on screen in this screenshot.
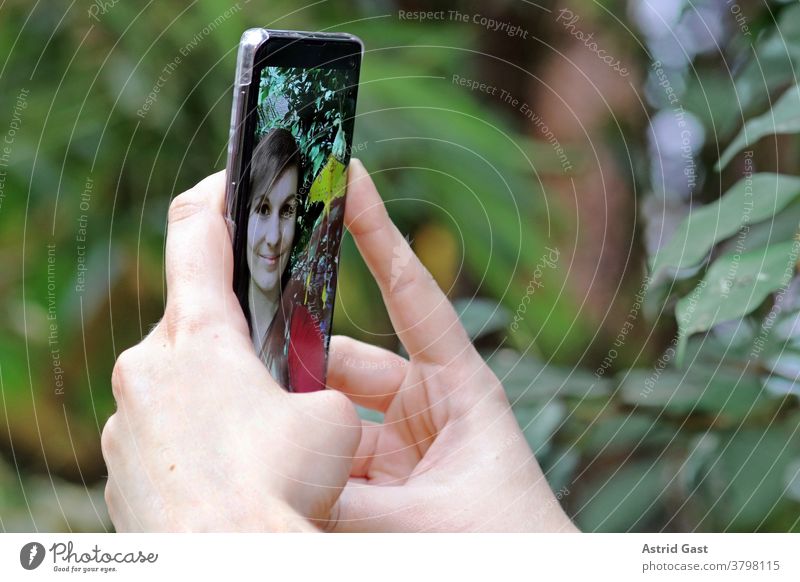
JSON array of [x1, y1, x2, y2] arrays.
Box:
[[246, 166, 299, 297]]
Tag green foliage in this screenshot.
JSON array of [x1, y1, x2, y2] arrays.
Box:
[[675, 241, 798, 359], [258, 66, 351, 180], [574, 460, 667, 532], [623, 0, 800, 533], [308, 151, 347, 215], [717, 84, 800, 171], [729, 3, 800, 122], [650, 174, 800, 280], [453, 298, 511, 341], [461, 0, 800, 533], [708, 425, 799, 530]]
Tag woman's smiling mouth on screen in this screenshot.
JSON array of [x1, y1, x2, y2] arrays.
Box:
[[258, 252, 280, 269]]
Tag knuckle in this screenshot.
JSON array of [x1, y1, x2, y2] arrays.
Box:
[[168, 189, 205, 224], [163, 301, 208, 340], [313, 389, 360, 429], [100, 414, 119, 461], [111, 348, 141, 403], [145, 320, 166, 342], [387, 260, 423, 296], [111, 344, 156, 405]]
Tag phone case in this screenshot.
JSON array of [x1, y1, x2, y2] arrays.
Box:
[[225, 28, 269, 236]]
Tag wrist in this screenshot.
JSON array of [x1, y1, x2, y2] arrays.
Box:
[[168, 494, 317, 532]]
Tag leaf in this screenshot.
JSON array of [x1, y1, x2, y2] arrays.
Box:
[[786, 458, 800, 502], [678, 433, 720, 492], [308, 154, 348, 215], [514, 401, 566, 455], [762, 376, 800, 397], [717, 84, 800, 171], [454, 298, 511, 340], [718, 198, 800, 258], [619, 370, 707, 414], [705, 426, 800, 530], [676, 241, 799, 358], [575, 460, 667, 532], [650, 174, 800, 279], [578, 413, 671, 455], [619, 365, 773, 422], [730, 4, 800, 122], [764, 350, 800, 381], [486, 349, 611, 405], [760, 346, 800, 397], [539, 448, 580, 494]]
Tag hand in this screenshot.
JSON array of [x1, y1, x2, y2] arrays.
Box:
[[325, 160, 578, 532], [101, 172, 361, 532]]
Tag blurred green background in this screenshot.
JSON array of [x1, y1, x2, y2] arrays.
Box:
[[1, 0, 799, 532]]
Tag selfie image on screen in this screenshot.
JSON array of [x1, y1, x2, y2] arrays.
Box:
[[238, 63, 358, 393]]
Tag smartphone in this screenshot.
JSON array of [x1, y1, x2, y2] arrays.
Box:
[[225, 29, 362, 392]]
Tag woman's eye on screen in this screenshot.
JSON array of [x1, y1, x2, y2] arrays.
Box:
[[256, 201, 270, 216], [280, 200, 297, 219]]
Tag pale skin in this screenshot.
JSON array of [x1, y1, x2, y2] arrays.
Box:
[[246, 166, 298, 350], [101, 159, 578, 532]]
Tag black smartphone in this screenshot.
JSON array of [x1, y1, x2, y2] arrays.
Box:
[[225, 29, 362, 392]]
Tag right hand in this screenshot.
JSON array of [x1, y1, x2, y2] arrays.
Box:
[[325, 160, 578, 532]]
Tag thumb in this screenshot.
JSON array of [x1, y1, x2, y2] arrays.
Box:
[[163, 171, 248, 338], [327, 483, 422, 533]]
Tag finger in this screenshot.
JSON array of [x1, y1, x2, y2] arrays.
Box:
[[101, 416, 149, 532], [351, 419, 381, 478], [345, 160, 471, 365], [327, 335, 407, 412], [164, 171, 247, 337], [328, 483, 418, 533]]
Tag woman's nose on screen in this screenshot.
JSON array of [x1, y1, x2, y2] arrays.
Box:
[[263, 214, 281, 249]]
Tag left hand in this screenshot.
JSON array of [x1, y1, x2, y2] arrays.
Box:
[[101, 171, 361, 531]]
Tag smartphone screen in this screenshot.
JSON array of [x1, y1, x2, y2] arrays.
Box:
[[229, 34, 361, 392]]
